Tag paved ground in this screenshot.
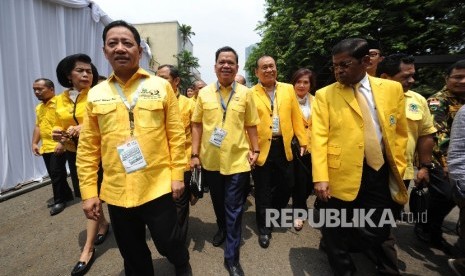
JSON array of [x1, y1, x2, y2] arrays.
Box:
[[0, 181, 461, 276]]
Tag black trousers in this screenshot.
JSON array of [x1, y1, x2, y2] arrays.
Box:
[[108, 193, 189, 276], [292, 153, 312, 210], [174, 171, 191, 245], [252, 137, 293, 235], [65, 151, 80, 198], [319, 162, 400, 276], [42, 152, 73, 203], [423, 165, 456, 241]]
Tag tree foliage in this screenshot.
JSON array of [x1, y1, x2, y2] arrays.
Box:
[[179, 24, 196, 48], [245, 0, 465, 95], [174, 50, 200, 93]]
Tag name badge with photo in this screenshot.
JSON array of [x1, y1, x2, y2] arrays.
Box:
[[117, 139, 147, 173], [209, 127, 227, 147], [272, 116, 280, 134]]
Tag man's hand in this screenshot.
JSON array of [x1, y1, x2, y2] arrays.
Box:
[[190, 156, 201, 170], [300, 146, 307, 156], [314, 181, 331, 202], [248, 150, 259, 167], [54, 143, 65, 155], [172, 180, 185, 200], [32, 144, 41, 156], [414, 168, 430, 188], [82, 197, 101, 221], [51, 129, 64, 141]]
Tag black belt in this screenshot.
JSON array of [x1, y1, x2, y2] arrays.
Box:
[[271, 136, 283, 141]]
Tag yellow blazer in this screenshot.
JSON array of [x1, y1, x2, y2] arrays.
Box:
[[311, 76, 408, 204], [297, 94, 314, 153], [252, 82, 307, 166]]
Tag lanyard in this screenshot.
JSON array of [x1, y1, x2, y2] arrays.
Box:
[[114, 79, 146, 136], [216, 81, 236, 124], [266, 87, 277, 112]]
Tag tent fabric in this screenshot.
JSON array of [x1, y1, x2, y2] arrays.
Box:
[[0, 0, 151, 193]]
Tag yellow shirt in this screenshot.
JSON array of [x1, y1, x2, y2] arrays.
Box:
[[76, 68, 186, 207], [404, 90, 437, 180], [178, 93, 194, 171], [35, 97, 58, 154], [191, 82, 259, 175], [54, 88, 89, 152]]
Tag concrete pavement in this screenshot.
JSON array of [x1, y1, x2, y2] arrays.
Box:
[[0, 182, 460, 275]]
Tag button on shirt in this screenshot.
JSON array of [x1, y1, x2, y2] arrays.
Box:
[[191, 82, 259, 175]]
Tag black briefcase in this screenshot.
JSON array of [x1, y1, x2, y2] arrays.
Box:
[[190, 167, 203, 199]]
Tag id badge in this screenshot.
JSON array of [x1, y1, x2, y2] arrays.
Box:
[[117, 139, 147, 173], [272, 116, 280, 134], [209, 127, 227, 147]]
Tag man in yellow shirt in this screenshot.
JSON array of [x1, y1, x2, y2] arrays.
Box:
[[76, 20, 191, 275], [377, 54, 436, 188], [251, 55, 307, 249], [191, 46, 259, 276], [156, 64, 196, 245], [32, 78, 73, 215], [191, 79, 207, 102]]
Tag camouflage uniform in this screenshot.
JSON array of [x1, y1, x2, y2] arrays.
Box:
[[422, 86, 465, 244], [428, 86, 465, 167]]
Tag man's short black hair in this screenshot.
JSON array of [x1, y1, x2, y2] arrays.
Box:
[[158, 64, 180, 79], [103, 20, 141, 46], [376, 53, 415, 77], [446, 59, 465, 76], [34, 78, 55, 89], [215, 46, 238, 63], [331, 38, 369, 60]]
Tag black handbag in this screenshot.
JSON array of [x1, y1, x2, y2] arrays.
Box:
[[189, 167, 203, 199], [409, 187, 429, 222]]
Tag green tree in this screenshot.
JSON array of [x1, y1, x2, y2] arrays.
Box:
[[174, 50, 200, 93], [245, 0, 465, 95], [179, 24, 196, 48]]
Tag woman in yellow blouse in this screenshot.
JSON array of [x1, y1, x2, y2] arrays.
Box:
[[290, 68, 316, 231], [52, 54, 109, 276]]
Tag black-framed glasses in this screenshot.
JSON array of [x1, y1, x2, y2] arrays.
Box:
[[329, 61, 353, 72]]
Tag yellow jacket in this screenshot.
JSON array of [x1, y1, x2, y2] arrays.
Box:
[[252, 82, 307, 166], [178, 93, 194, 171], [311, 76, 408, 204], [77, 69, 186, 207], [35, 97, 58, 154], [54, 88, 89, 152], [296, 94, 314, 153]]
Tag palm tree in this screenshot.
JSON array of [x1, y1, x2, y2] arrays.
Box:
[[179, 24, 195, 48], [174, 50, 200, 93]]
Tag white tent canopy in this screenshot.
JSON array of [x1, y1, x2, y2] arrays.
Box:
[[0, 0, 151, 193]]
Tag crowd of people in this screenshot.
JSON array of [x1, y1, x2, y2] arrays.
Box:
[[31, 20, 465, 276]]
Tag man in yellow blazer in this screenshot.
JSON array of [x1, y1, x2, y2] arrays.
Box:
[[312, 38, 408, 275], [251, 55, 307, 249]]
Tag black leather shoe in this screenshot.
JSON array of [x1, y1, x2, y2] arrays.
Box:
[[224, 261, 244, 276], [258, 234, 271, 248], [212, 229, 226, 247], [94, 224, 110, 246], [47, 201, 55, 208], [49, 202, 66, 216], [71, 248, 95, 276]]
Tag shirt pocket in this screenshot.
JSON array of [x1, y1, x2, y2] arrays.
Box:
[[203, 102, 219, 122], [327, 144, 341, 168], [92, 103, 118, 134], [136, 100, 164, 128]]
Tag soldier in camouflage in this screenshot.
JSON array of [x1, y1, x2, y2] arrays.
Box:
[[422, 60, 465, 251]]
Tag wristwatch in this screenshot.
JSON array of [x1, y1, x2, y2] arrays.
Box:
[[419, 162, 435, 170]]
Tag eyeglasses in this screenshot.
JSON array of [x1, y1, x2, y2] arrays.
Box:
[[329, 61, 353, 71]]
